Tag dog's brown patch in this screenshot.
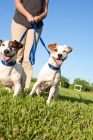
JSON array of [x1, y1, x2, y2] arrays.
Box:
[[8, 40, 23, 53], [48, 43, 58, 53], [8, 41, 13, 48], [9, 40, 23, 49]]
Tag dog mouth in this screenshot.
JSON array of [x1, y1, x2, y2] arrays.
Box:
[[2, 54, 15, 62], [52, 57, 63, 66]]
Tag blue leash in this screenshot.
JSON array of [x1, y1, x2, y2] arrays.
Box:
[[19, 22, 50, 65]]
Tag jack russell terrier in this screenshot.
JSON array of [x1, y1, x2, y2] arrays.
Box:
[[29, 43, 73, 104], [0, 40, 26, 97]]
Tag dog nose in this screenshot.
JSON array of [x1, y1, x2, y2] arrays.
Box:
[[4, 49, 10, 54], [58, 53, 62, 58]]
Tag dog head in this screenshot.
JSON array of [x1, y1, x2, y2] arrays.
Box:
[[0, 40, 23, 62], [48, 43, 73, 66]]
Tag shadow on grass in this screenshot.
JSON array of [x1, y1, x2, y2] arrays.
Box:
[[23, 89, 93, 105], [41, 92, 93, 104], [34, 91, 93, 105], [58, 94, 93, 105]]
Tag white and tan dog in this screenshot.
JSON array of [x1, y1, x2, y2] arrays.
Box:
[[0, 40, 26, 97], [29, 43, 72, 104]]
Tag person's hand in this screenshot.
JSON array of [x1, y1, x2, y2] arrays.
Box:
[[26, 13, 34, 22], [34, 16, 41, 23]]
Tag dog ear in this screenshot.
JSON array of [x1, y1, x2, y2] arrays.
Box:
[[18, 42, 23, 49], [48, 43, 57, 51], [13, 40, 23, 49], [67, 46, 73, 53], [0, 40, 3, 46]]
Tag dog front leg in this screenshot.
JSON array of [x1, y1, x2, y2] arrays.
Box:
[[36, 88, 41, 97], [54, 85, 59, 101], [13, 82, 21, 97], [46, 86, 56, 105], [29, 81, 41, 96]]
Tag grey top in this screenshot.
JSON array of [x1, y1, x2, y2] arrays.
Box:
[[13, 0, 44, 28]]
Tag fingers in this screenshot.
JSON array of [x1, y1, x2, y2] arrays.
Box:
[[26, 13, 34, 22], [34, 16, 41, 23]]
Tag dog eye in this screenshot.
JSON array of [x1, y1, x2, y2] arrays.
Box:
[[12, 45, 16, 48], [54, 49, 57, 52], [2, 44, 5, 46], [63, 50, 66, 52]]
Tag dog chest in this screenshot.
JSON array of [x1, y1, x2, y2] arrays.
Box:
[[38, 71, 61, 92], [0, 65, 22, 87]]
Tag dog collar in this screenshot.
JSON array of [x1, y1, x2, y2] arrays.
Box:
[[48, 63, 60, 70], [1, 60, 16, 66]]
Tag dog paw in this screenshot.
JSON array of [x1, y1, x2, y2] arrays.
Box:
[[46, 100, 50, 105], [37, 94, 40, 97], [13, 94, 17, 98], [29, 93, 32, 97]]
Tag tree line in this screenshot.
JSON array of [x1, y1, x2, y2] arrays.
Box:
[[60, 77, 93, 92]]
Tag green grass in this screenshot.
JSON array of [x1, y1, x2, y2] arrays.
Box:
[[0, 83, 93, 140]]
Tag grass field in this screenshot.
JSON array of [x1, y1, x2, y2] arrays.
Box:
[[0, 83, 93, 140]]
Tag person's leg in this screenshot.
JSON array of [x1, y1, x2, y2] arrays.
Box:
[[22, 27, 42, 89], [11, 19, 27, 63]]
